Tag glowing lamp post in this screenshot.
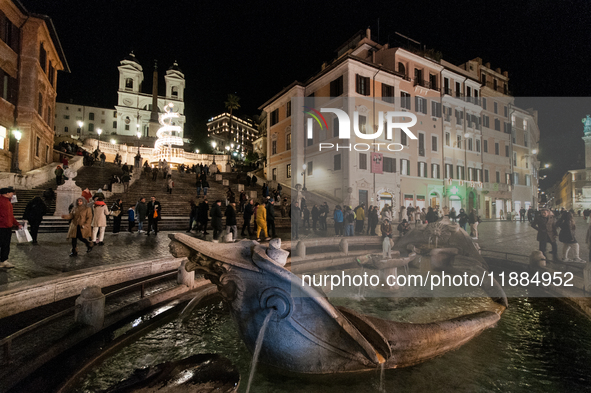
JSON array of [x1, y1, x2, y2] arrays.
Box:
[[77, 121, 83, 135], [212, 141, 217, 154], [11, 129, 21, 173], [195, 149, 199, 154], [97, 128, 102, 142], [302, 163, 307, 191], [137, 131, 142, 154]]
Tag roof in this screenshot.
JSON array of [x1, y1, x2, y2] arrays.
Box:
[[30, 13, 70, 73]]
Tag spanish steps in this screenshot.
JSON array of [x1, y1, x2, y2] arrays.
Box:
[[11, 162, 291, 233]]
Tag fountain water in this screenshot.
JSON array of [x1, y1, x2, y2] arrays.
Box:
[[246, 310, 275, 393]]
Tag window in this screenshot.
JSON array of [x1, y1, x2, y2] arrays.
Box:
[[400, 159, 410, 175], [400, 92, 411, 110], [359, 153, 367, 170], [333, 117, 339, 138], [418, 133, 425, 156], [39, 42, 46, 72], [468, 167, 474, 181], [307, 132, 313, 146], [45, 145, 50, 162], [415, 97, 427, 114], [496, 171, 500, 183], [383, 157, 396, 173], [0, 125, 6, 149], [455, 109, 463, 125], [513, 173, 519, 185], [431, 101, 442, 117], [287, 164, 291, 178], [286, 101, 291, 117], [468, 138, 473, 151], [270, 109, 279, 126], [445, 163, 453, 179], [482, 115, 490, 128], [455, 81, 462, 97], [476, 139, 481, 152], [456, 135, 462, 149], [358, 115, 367, 134], [495, 142, 499, 155], [504, 106, 508, 117], [307, 161, 313, 176], [382, 83, 394, 103], [171, 86, 178, 97], [272, 140, 277, 154], [334, 154, 341, 171], [432, 135, 438, 151], [286, 133, 291, 150], [505, 145, 509, 157], [272, 168, 277, 181], [524, 135, 528, 147], [482, 98, 487, 110], [431, 163, 440, 179], [330, 76, 344, 97], [38, 93, 43, 115], [494, 102, 498, 114], [89, 112, 95, 121], [35, 136, 40, 157], [506, 173, 511, 185], [113, 111, 117, 118], [356, 74, 370, 96], [484, 140, 488, 152], [445, 132, 450, 146], [484, 169, 489, 182], [418, 162, 427, 177], [504, 122, 512, 134], [444, 77, 450, 94], [429, 74, 438, 90], [398, 62, 406, 76], [125, 78, 133, 89], [113, 121, 117, 128], [513, 152, 517, 166], [400, 130, 408, 146], [124, 124, 129, 131], [526, 174, 531, 186], [494, 118, 501, 131], [307, 92, 314, 107], [63, 115, 69, 120], [457, 166, 465, 180]]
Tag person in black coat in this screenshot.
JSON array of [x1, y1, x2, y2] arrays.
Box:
[[23, 196, 47, 244], [197, 199, 209, 235], [146, 196, 161, 235], [210, 200, 223, 242], [241, 199, 254, 237], [225, 202, 238, 241], [266, 198, 277, 238], [425, 206, 438, 224], [311, 204, 320, 231], [111, 199, 123, 233]]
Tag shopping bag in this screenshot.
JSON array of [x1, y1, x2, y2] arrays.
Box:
[[16, 224, 32, 243]]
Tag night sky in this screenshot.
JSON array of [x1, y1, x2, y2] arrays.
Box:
[[20, 0, 591, 188]]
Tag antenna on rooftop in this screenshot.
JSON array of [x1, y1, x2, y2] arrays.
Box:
[[395, 32, 420, 46]]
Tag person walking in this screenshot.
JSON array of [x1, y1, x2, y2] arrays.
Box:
[[202, 178, 210, 196], [110, 198, 123, 234], [100, 152, 106, 166], [557, 211, 584, 263], [62, 197, 93, 257], [527, 206, 534, 223], [23, 196, 47, 244], [197, 199, 210, 235], [121, 172, 131, 193], [531, 208, 559, 262], [450, 207, 457, 223], [256, 200, 270, 241], [166, 175, 174, 194], [135, 197, 148, 233], [520, 207, 526, 222], [127, 205, 136, 233], [344, 206, 355, 236], [292, 201, 301, 240], [225, 202, 238, 241], [55, 165, 64, 186], [210, 200, 223, 242], [311, 204, 320, 232], [0, 187, 22, 268], [241, 199, 254, 237], [468, 209, 480, 239], [499, 209, 505, 220], [319, 202, 329, 231], [151, 167, 158, 181], [188, 200, 197, 232], [91, 197, 109, 245], [333, 205, 344, 236], [266, 198, 277, 238], [146, 196, 161, 235]]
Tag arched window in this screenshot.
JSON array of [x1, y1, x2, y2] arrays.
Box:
[[398, 62, 406, 76], [125, 78, 133, 89], [171, 86, 178, 97]]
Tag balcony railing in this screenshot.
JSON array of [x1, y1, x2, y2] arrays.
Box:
[[414, 79, 440, 92]]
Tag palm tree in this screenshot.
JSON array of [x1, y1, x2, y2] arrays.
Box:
[[224, 94, 241, 148]]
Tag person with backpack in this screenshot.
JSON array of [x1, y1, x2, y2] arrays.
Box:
[[127, 205, 136, 233]]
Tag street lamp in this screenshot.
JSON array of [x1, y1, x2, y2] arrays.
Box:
[[11, 129, 21, 173], [77, 121, 83, 135], [110, 139, 116, 145], [136, 130, 142, 154], [97, 128, 102, 142], [195, 149, 199, 154], [212, 141, 217, 153], [544, 163, 550, 168]]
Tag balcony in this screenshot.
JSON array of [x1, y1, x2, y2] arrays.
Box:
[[414, 79, 440, 92], [444, 87, 453, 96]]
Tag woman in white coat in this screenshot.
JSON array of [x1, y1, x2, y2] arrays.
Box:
[[92, 197, 110, 245]]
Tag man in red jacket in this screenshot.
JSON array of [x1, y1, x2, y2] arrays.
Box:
[[0, 187, 22, 269]]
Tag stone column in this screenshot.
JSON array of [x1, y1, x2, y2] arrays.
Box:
[[178, 260, 195, 288], [584, 263, 591, 293], [75, 286, 105, 330]]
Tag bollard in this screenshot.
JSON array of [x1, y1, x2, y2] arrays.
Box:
[[223, 179, 229, 186], [75, 286, 105, 331], [216, 174, 223, 181], [339, 238, 348, 255], [296, 241, 306, 257], [238, 184, 245, 192], [248, 190, 257, 199], [178, 259, 195, 289]]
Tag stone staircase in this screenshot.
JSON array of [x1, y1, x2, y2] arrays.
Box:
[[12, 164, 291, 232]]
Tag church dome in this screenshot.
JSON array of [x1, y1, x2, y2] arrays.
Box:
[[124, 51, 140, 64]]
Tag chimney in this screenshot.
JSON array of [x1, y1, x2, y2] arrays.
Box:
[[366, 27, 371, 39], [485, 62, 491, 68], [503, 71, 509, 77], [496, 67, 502, 74]]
